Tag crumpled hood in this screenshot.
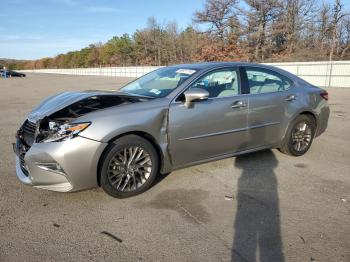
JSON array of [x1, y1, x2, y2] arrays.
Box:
[[26, 90, 139, 122]]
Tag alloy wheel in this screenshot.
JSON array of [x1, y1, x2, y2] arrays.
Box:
[[291, 121, 312, 152], [107, 146, 152, 192]]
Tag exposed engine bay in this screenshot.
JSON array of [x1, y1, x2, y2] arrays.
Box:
[[48, 95, 141, 122], [18, 94, 147, 146], [37, 95, 144, 142]]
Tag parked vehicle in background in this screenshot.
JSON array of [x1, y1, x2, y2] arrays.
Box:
[[13, 62, 330, 198], [1, 69, 26, 77]]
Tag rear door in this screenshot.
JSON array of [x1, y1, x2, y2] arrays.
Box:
[[168, 67, 249, 167], [243, 66, 296, 148]]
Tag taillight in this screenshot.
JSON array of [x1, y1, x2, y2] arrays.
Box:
[[320, 91, 329, 101]]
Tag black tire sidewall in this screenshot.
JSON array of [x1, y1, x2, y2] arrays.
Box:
[[100, 135, 159, 198], [286, 115, 315, 156]]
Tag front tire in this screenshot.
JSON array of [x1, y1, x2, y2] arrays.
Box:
[[100, 135, 159, 198], [280, 115, 316, 156]]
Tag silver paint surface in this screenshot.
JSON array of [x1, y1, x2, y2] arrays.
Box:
[[14, 62, 330, 192]]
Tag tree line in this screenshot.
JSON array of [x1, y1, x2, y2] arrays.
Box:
[[11, 0, 350, 70]]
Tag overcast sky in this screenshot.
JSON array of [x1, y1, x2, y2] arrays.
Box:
[[0, 0, 204, 60]]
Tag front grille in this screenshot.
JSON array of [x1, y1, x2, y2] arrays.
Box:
[[22, 120, 37, 146], [17, 119, 37, 176]]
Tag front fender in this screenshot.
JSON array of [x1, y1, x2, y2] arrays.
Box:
[[77, 101, 173, 173]]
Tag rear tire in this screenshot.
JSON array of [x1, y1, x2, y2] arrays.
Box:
[[280, 115, 316, 156], [100, 135, 159, 198]]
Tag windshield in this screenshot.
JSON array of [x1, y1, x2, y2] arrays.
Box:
[[120, 67, 197, 98]]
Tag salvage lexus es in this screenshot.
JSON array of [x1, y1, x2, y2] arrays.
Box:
[[13, 62, 330, 198]]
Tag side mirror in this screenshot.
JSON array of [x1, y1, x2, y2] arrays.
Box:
[[183, 88, 209, 107]]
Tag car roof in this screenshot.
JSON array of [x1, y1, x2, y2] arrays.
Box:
[[168, 61, 275, 71], [166, 61, 306, 86]]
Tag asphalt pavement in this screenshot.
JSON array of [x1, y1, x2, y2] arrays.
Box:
[[0, 74, 349, 261]]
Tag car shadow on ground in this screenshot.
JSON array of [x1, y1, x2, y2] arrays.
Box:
[[152, 171, 172, 187], [231, 149, 284, 262]]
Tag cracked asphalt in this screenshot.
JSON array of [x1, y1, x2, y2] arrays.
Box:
[[0, 74, 349, 261]]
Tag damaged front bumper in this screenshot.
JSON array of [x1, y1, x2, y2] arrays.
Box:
[[12, 91, 145, 193], [13, 136, 107, 192]]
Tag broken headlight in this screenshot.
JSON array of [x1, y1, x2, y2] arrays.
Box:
[[42, 122, 91, 142]]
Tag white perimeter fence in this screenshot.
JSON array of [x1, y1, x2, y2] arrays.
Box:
[[21, 61, 350, 88]]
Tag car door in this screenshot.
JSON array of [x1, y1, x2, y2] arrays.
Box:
[[168, 67, 249, 167], [243, 66, 296, 148]]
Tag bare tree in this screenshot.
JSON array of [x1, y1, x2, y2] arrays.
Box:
[[282, 0, 316, 54], [317, 3, 331, 51], [194, 0, 238, 40], [244, 0, 282, 61], [329, 0, 347, 61], [340, 17, 350, 58]]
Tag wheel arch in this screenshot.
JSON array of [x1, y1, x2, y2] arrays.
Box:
[[299, 111, 317, 126], [280, 110, 318, 147], [96, 131, 164, 186]]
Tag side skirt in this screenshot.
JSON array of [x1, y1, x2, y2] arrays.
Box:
[[172, 144, 274, 171]]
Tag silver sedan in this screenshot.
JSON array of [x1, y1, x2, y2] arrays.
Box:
[[13, 62, 330, 198]]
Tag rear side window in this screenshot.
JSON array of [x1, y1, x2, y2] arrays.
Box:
[[246, 67, 292, 94]]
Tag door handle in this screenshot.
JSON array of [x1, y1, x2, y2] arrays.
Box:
[[285, 95, 296, 101], [231, 101, 247, 109]]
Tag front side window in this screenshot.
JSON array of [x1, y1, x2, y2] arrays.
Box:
[[121, 67, 197, 98], [246, 67, 292, 94], [188, 69, 240, 98]]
